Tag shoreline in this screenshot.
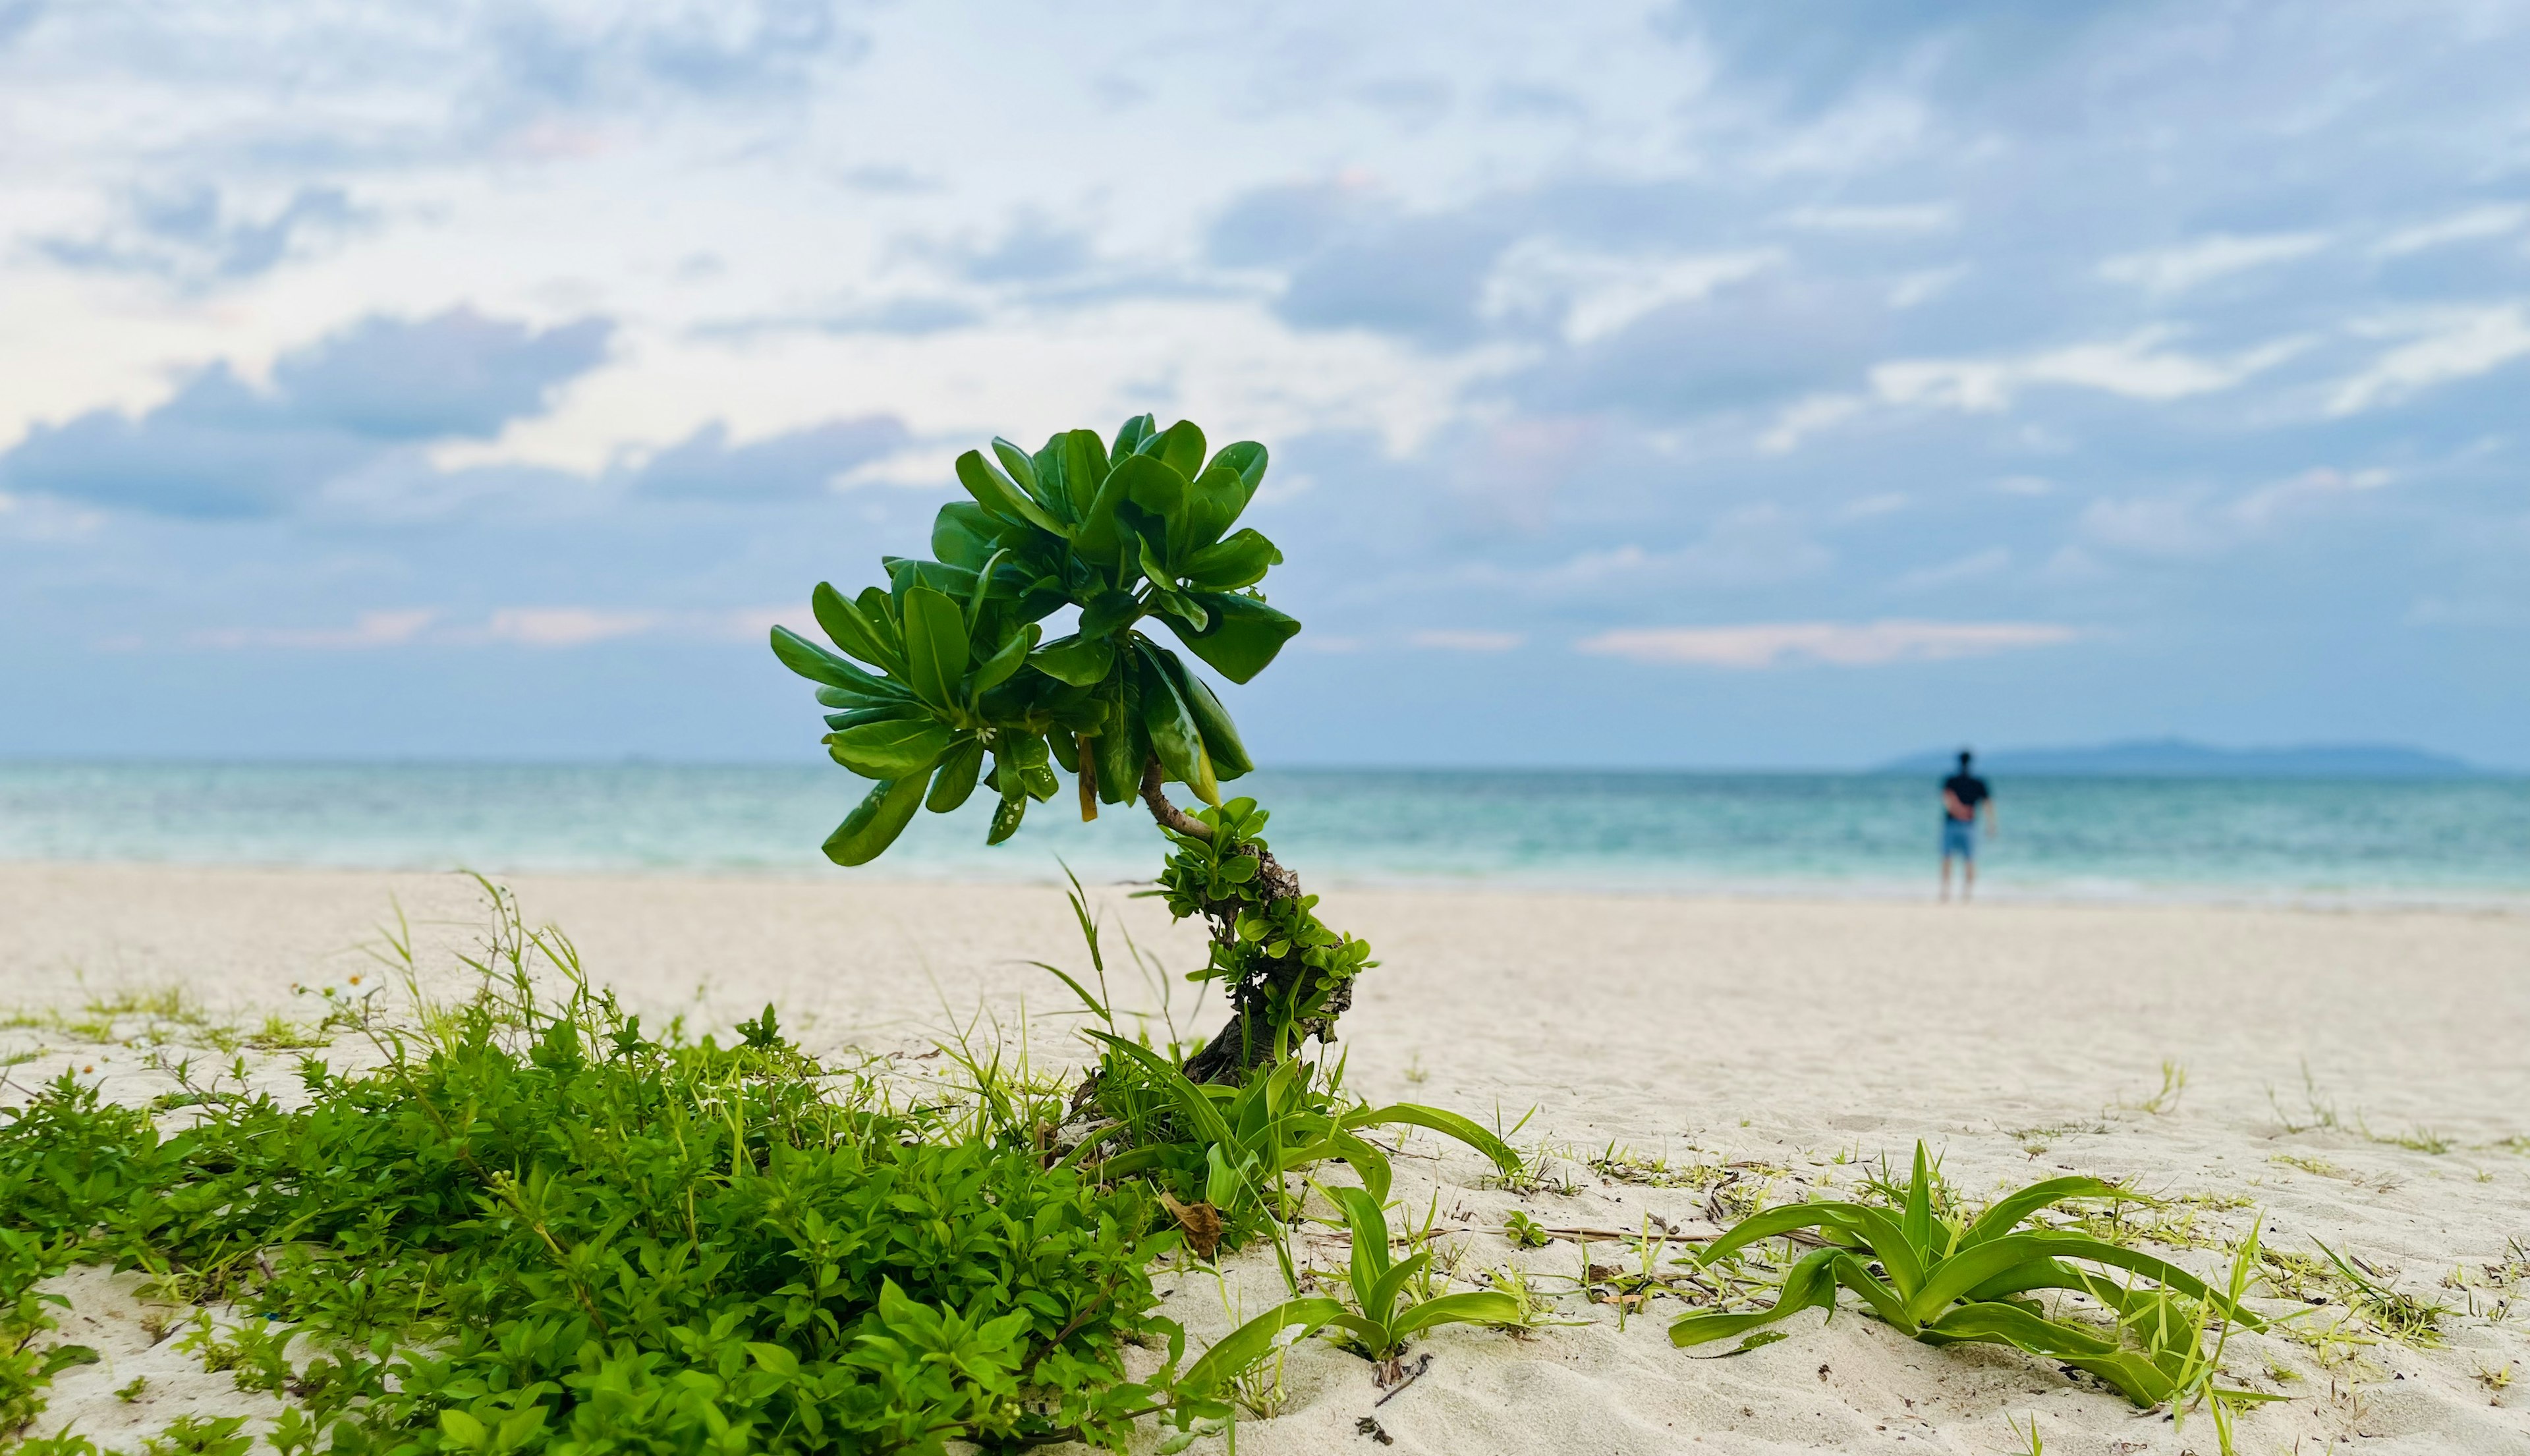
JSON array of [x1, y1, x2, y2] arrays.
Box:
[[7, 853, 2527, 917]]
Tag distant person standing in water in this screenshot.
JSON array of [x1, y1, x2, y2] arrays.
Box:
[[1940, 749, 1995, 902]]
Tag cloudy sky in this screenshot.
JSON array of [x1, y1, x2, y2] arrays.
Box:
[[4, 1, 2526, 768]]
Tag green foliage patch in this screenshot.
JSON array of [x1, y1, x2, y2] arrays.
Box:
[[1, 893, 1181, 1455]]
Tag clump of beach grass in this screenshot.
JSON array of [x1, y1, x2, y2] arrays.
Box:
[[2313, 1240, 2452, 1346], [1672, 1142, 2276, 1434], [2268, 1061, 2344, 1134], [2112, 1059, 2188, 1117]]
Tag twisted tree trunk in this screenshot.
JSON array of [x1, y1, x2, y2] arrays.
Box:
[[1137, 759, 1353, 1085]]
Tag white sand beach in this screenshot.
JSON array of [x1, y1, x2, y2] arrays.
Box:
[[5, 862, 2527, 1454]]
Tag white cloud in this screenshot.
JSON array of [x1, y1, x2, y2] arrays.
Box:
[[1758, 394, 1864, 453], [2328, 304, 2530, 414], [192, 609, 437, 650], [2232, 466, 2391, 528], [466, 299, 1527, 476], [2037, 546, 2112, 584], [718, 606, 803, 641], [1888, 265, 1966, 308], [2098, 232, 2329, 294], [1778, 203, 1955, 234], [2373, 205, 2529, 257], [484, 607, 662, 646], [184, 606, 716, 650], [1892, 547, 2011, 592], [2406, 594, 2530, 628], [1480, 240, 1781, 344], [1471, 509, 1832, 599], [824, 447, 952, 491], [1579, 620, 2077, 668], [2081, 467, 2398, 557], [2077, 495, 2225, 559], [1840, 492, 1907, 519], [1409, 629, 1523, 652], [1872, 328, 2309, 412]]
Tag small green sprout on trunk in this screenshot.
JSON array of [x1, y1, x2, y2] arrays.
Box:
[[773, 415, 1363, 1081]]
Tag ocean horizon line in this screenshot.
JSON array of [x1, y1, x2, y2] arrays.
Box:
[[3, 754, 2519, 781]]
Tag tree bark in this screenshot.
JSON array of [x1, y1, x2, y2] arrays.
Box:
[[1137, 759, 1353, 1084]]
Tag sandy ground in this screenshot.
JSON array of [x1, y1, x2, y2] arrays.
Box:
[[4, 860, 2528, 1455]]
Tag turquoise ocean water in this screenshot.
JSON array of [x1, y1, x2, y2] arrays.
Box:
[[3, 762, 2525, 905]]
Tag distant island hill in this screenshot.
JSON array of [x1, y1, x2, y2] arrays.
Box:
[[1874, 739, 2492, 779]]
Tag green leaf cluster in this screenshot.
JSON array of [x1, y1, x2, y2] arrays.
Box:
[[1150, 798, 1374, 1055], [1670, 1142, 2267, 1407], [0, 1227, 84, 1437], [771, 416, 1299, 865]]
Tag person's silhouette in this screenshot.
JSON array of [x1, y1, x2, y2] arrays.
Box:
[[1939, 749, 1996, 901]]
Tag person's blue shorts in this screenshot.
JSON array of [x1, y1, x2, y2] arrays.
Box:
[[1941, 817, 1977, 859]]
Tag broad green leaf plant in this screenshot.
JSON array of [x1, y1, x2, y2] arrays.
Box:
[[773, 416, 1363, 1081], [1166, 1183, 1524, 1433], [1671, 1143, 2268, 1409], [1075, 1032, 1521, 1253]]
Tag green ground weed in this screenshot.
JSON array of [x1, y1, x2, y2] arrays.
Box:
[[1502, 1211, 1551, 1249], [2313, 1240, 2450, 1345], [2115, 1060, 2188, 1116], [1, 888, 1181, 1453]]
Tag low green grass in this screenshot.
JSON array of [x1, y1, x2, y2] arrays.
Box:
[[0, 984, 333, 1060]]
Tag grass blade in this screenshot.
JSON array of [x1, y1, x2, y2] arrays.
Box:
[[1694, 1202, 1871, 1265], [1392, 1291, 1526, 1338], [1956, 1177, 2124, 1250], [1670, 1248, 1842, 1347], [1345, 1103, 1523, 1179], [1178, 1297, 1342, 1399]]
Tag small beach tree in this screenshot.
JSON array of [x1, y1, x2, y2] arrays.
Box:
[[771, 415, 1366, 1082]]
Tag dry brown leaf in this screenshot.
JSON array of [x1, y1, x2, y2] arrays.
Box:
[[1156, 1191, 1224, 1260]]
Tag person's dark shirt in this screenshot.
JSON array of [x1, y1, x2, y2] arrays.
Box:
[[1942, 771, 1990, 822]]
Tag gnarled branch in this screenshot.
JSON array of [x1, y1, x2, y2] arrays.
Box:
[[1137, 757, 1213, 840], [1125, 754, 1353, 1084]]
